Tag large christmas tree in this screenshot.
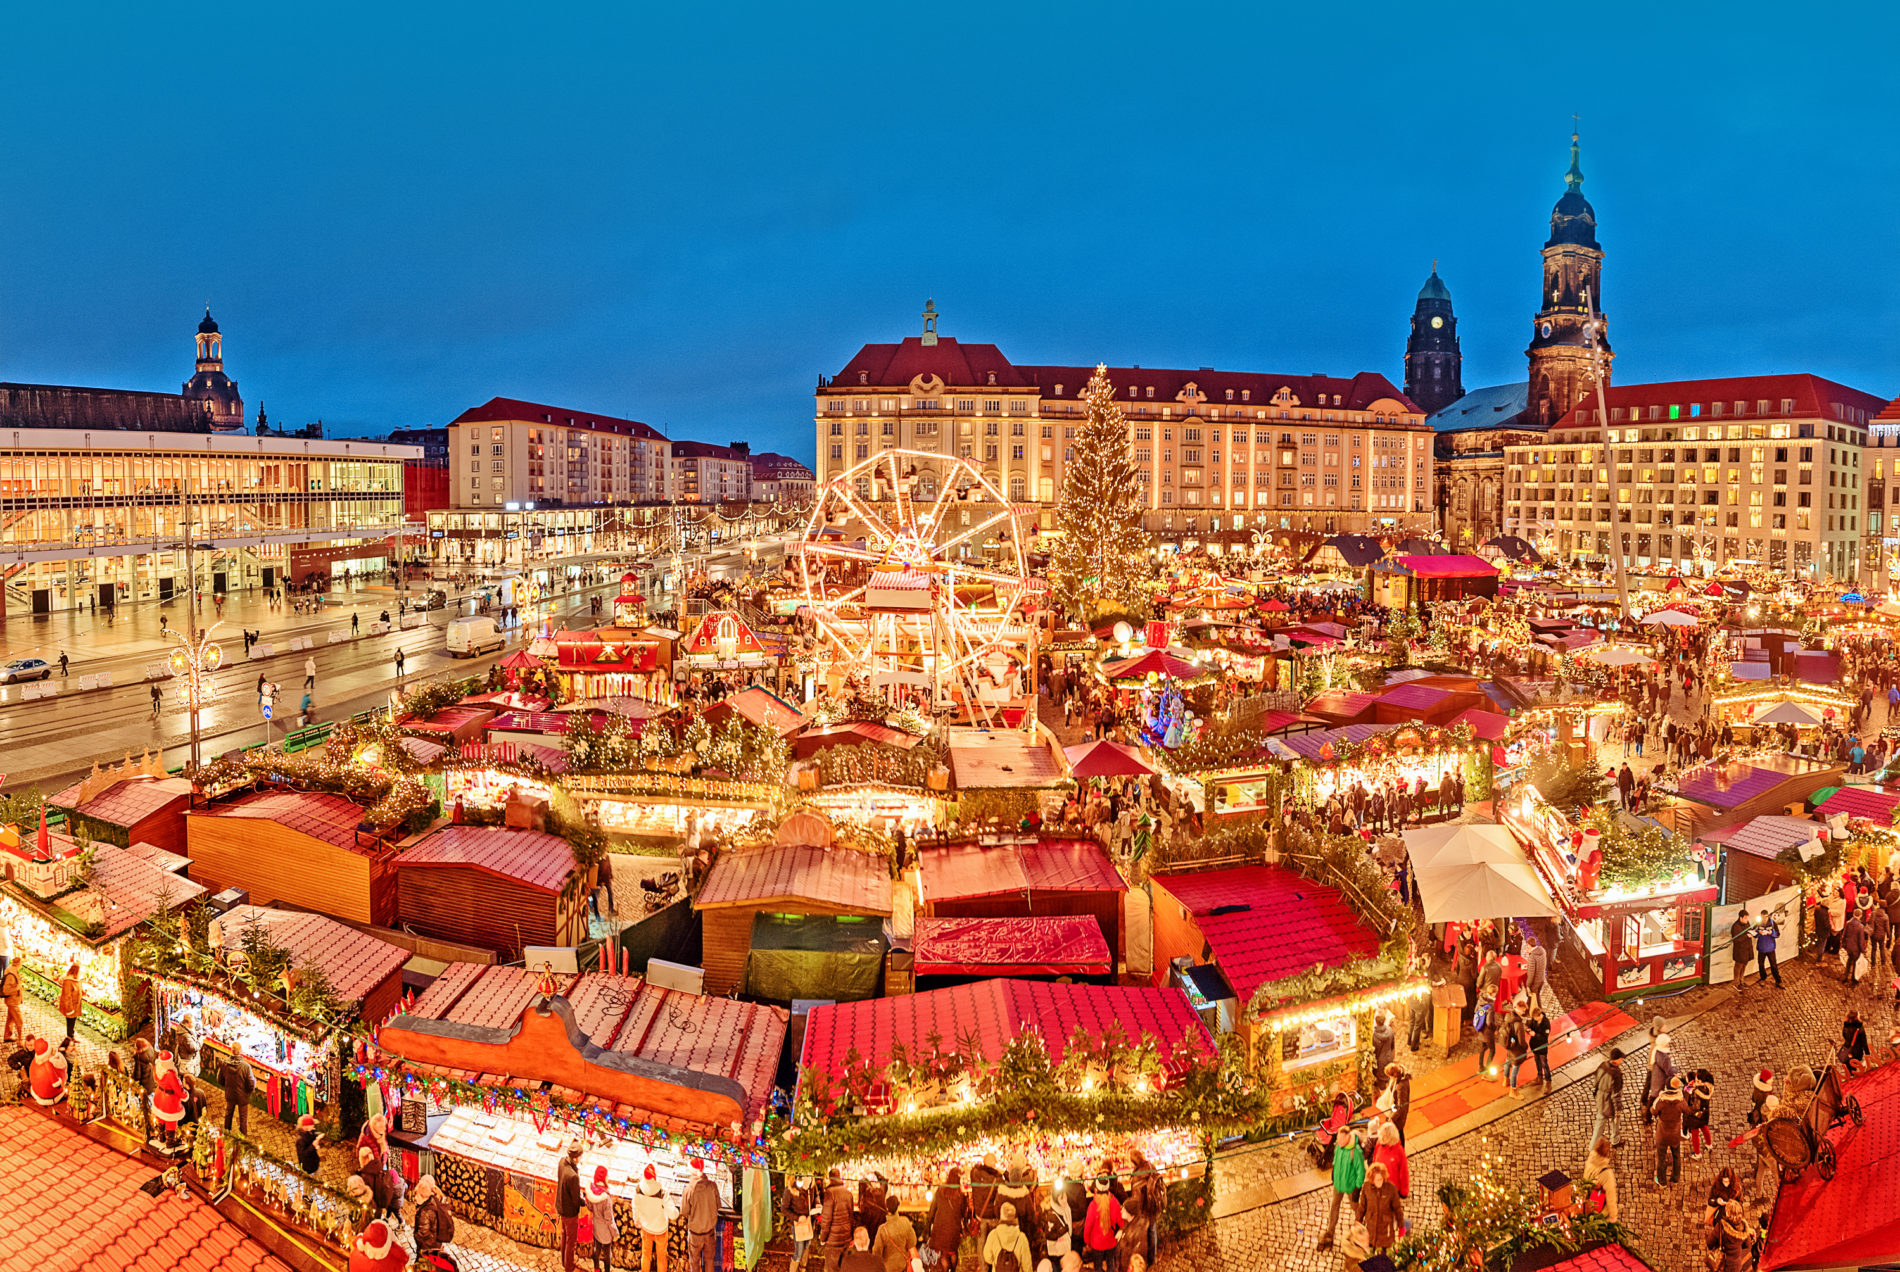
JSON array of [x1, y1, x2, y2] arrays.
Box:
[[1049, 363, 1154, 620]]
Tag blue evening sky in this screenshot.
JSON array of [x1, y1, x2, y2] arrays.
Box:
[[2, 2, 1895, 460]]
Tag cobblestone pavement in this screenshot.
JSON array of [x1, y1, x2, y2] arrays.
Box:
[[1159, 950, 1893, 1272]]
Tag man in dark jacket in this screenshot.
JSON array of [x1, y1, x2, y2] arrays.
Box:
[[1844, 911, 1870, 986], [221, 1053, 255, 1136], [682, 1157, 722, 1272], [818, 1168, 855, 1272], [556, 1140, 584, 1271], [970, 1152, 1005, 1255], [413, 1175, 455, 1257]]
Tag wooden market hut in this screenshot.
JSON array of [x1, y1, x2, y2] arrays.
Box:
[[1704, 814, 1823, 904], [916, 836, 1127, 967], [396, 825, 588, 956], [211, 904, 410, 1028], [693, 844, 893, 996], [1655, 754, 1844, 839], [1150, 864, 1400, 1108], [186, 790, 401, 927], [1369, 554, 1500, 609], [48, 771, 193, 858]]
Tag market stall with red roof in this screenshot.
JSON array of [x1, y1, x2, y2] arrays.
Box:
[[916, 834, 1127, 966], [1148, 863, 1420, 1112], [1370, 553, 1501, 609], [790, 978, 1220, 1230], [359, 962, 786, 1269], [396, 824, 588, 955], [911, 914, 1111, 979], [1760, 1059, 1900, 1269]]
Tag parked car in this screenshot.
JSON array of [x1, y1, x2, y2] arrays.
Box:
[[425, 588, 449, 610], [1, 657, 51, 683]]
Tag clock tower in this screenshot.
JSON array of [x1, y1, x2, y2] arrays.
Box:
[[1403, 263, 1463, 413], [1525, 129, 1611, 428]]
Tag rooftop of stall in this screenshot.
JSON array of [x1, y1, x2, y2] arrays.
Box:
[[47, 775, 193, 858], [911, 915, 1111, 979], [794, 720, 925, 759], [1149, 864, 1380, 1017], [695, 844, 894, 996], [703, 686, 806, 738], [384, 963, 787, 1136], [211, 903, 410, 1021], [916, 835, 1126, 967], [1660, 753, 1845, 838], [1708, 813, 1825, 902], [399, 703, 499, 747], [185, 790, 400, 928], [396, 825, 586, 956], [945, 729, 1067, 790]]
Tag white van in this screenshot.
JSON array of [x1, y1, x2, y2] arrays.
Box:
[[445, 615, 505, 657]]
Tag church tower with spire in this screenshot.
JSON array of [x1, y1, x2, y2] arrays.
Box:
[[183, 306, 245, 433], [1403, 262, 1463, 413], [1525, 129, 1610, 428]]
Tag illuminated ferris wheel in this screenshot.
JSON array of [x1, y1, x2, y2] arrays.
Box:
[[797, 449, 1031, 725]]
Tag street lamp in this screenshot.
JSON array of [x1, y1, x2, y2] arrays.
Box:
[[169, 620, 224, 770]]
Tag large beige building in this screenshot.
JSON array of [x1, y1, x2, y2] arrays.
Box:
[[671, 440, 754, 504], [816, 306, 1433, 535], [1502, 374, 1887, 581], [448, 397, 671, 508]]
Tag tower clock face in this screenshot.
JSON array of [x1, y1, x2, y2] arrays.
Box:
[[1540, 322, 1554, 339], [1431, 316, 1444, 329]]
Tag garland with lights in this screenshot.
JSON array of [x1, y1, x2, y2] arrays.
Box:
[[348, 1059, 768, 1169], [1326, 720, 1477, 766]]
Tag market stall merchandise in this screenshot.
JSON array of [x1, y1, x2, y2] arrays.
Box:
[[364, 964, 785, 1269], [0, 826, 206, 1038], [153, 905, 407, 1121], [1502, 785, 1717, 999]]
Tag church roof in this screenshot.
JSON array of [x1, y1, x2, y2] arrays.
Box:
[[198, 307, 220, 335], [1429, 383, 1531, 433]]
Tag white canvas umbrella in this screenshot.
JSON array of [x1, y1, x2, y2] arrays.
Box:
[[1754, 701, 1824, 727], [1642, 609, 1700, 628], [1582, 645, 1654, 667], [1404, 823, 1559, 923]]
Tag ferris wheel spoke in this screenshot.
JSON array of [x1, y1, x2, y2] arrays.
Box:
[[930, 510, 1011, 560]]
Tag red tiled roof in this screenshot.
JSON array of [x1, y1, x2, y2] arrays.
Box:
[[919, 837, 1124, 903], [0, 1105, 293, 1271], [200, 790, 370, 851], [800, 979, 1213, 1087], [913, 915, 1111, 976], [1878, 394, 1900, 423], [451, 395, 668, 442], [87, 842, 208, 939], [1152, 865, 1380, 1007], [1815, 786, 1900, 825], [705, 686, 807, 736], [47, 776, 192, 825], [216, 905, 409, 1006], [1377, 684, 1456, 711], [1534, 1245, 1654, 1272], [827, 339, 1422, 415], [1553, 373, 1888, 434], [696, 844, 893, 914], [1450, 707, 1513, 741], [400, 825, 577, 893], [438, 963, 548, 1030], [1762, 1059, 1900, 1269]]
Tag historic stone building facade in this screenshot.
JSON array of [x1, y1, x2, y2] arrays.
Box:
[[0, 307, 244, 434], [1402, 266, 1463, 414]]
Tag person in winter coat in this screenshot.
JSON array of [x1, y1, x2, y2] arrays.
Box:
[[1371, 1122, 1410, 1199], [1642, 1035, 1677, 1125], [1716, 1206, 1761, 1272], [413, 1175, 456, 1259], [1704, 1166, 1744, 1256], [1317, 1122, 1365, 1251], [1118, 1151, 1163, 1272], [1684, 1069, 1716, 1160], [925, 1170, 968, 1271], [295, 1113, 324, 1176], [1588, 1048, 1625, 1161], [1501, 1008, 1531, 1091], [1079, 1178, 1123, 1272], [1582, 1140, 1619, 1222], [1354, 1160, 1403, 1250], [1843, 1010, 1872, 1073], [1524, 1002, 1554, 1088], [557, 1141, 585, 1272], [1385, 1064, 1413, 1143], [981, 1202, 1033, 1271], [681, 1159, 721, 1272], [1844, 911, 1870, 985], [1371, 1012, 1395, 1075], [871, 1206, 917, 1272], [784, 1175, 817, 1272], [56, 962, 82, 1039], [817, 1168, 856, 1272], [1652, 1075, 1687, 1185], [0, 960, 21, 1045], [1037, 1187, 1074, 1269], [221, 1052, 255, 1136], [633, 1163, 678, 1272], [586, 1165, 619, 1270], [348, 1218, 411, 1272], [129, 1037, 158, 1143], [1755, 912, 1783, 986], [1730, 909, 1755, 992]]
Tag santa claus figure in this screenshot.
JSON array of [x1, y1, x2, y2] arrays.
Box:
[[349, 1218, 411, 1272], [150, 1049, 188, 1130], [27, 1037, 68, 1107]]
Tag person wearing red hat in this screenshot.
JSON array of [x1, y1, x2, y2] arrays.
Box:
[[586, 1164, 619, 1270], [633, 1161, 677, 1272], [348, 1218, 411, 1272], [296, 1113, 324, 1176], [26, 1036, 67, 1107]]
